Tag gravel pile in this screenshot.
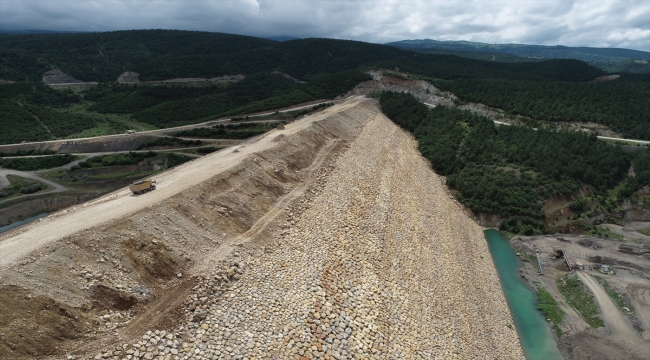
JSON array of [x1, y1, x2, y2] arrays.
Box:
[[87, 103, 523, 359]]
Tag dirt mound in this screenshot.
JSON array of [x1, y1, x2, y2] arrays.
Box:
[[593, 75, 621, 82], [42, 68, 93, 85], [0, 286, 92, 359], [0, 99, 373, 357], [121, 236, 185, 281], [91, 284, 138, 311], [347, 70, 458, 108], [116, 72, 140, 83]]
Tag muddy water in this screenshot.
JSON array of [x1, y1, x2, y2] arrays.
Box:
[[0, 213, 48, 234], [484, 229, 565, 360]]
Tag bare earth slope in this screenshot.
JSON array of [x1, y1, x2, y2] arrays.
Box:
[[0, 98, 523, 359], [182, 105, 523, 359]]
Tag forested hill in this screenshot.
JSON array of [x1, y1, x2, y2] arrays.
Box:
[[379, 91, 641, 234], [0, 30, 277, 82], [0, 30, 648, 142], [387, 39, 650, 63], [1, 30, 605, 83]]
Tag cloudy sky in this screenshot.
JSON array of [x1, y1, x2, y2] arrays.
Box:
[[1, 0, 648, 51]]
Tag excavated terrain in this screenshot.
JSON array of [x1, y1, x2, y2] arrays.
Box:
[[0, 99, 523, 359]]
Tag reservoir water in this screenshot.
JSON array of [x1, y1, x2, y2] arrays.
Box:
[[0, 213, 48, 234], [484, 229, 564, 360]]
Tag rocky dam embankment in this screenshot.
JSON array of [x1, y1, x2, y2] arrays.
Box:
[[0, 98, 523, 359]]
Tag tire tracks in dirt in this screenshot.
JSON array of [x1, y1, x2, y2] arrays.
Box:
[[576, 270, 641, 340]]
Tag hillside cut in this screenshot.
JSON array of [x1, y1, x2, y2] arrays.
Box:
[[0, 99, 523, 359]]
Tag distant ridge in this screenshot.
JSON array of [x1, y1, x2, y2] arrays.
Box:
[[0, 29, 87, 34], [264, 35, 299, 42], [387, 39, 650, 63]]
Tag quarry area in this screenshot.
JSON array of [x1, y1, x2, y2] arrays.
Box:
[[0, 98, 524, 359], [512, 233, 650, 360]]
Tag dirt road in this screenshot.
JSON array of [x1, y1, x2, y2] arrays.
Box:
[[0, 97, 368, 269], [576, 271, 638, 338], [0, 100, 338, 149], [0, 169, 68, 196]]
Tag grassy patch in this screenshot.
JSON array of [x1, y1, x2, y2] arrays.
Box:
[[557, 274, 604, 328], [591, 275, 634, 314], [71, 121, 116, 138], [638, 228, 650, 236], [65, 101, 158, 135], [136, 137, 202, 150], [166, 153, 193, 168], [499, 230, 519, 240], [0, 149, 57, 157], [196, 147, 221, 154], [0, 175, 49, 199], [88, 169, 159, 180], [591, 226, 625, 240], [0, 154, 77, 171], [75, 152, 157, 169], [173, 126, 269, 139], [536, 287, 565, 337]]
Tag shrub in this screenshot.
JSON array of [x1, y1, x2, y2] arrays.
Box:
[[20, 183, 43, 194]]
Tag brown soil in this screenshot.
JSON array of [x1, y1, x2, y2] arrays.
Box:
[[0, 98, 373, 358], [0, 285, 92, 359]]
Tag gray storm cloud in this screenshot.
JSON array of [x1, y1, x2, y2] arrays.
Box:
[[0, 0, 648, 51]]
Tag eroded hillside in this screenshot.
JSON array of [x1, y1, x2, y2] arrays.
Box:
[[0, 98, 523, 359]]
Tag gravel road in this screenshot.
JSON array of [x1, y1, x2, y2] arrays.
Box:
[[576, 271, 639, 339], [0, 169, 68, 201], [0, 97, 367, 269]]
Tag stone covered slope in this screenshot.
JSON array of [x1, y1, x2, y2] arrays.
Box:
[[145, 104, 524, 359]]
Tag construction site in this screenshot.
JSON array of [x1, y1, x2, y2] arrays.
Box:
[[511, 233, 650, 360], [0, 98, 525, 359]]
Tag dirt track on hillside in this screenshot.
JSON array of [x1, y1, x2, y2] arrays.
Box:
[[576, 271, 638, 339], [0, 98, 365, 269]]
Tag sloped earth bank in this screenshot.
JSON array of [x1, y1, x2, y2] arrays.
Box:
[[0, 98, 523, 359]]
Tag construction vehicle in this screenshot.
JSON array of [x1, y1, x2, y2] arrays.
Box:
[[130, 179, 156, 194]]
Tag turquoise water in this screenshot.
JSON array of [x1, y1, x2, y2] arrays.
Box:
[[484, 229, 564, 360], [0, 213, 48, 234]]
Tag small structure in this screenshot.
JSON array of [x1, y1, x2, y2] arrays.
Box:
[[535, 251, 544, 275], [575, 262, 584, 270], [600, 264, 611, 273], [126, 129, 136, 134], [555, 249, 573, 271]]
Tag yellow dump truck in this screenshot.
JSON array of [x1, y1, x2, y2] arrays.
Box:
[[129, 179, 156, 194]]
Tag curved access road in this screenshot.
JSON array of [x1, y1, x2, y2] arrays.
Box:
[[0, 100, 338, 149], [575, 271, 639, 339], [0, 97, 369, 269], [0, 169, 68, 200]]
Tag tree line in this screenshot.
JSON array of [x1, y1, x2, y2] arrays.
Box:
[[379, 91, 631, 234]]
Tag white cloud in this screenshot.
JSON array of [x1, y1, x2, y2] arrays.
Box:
[[0, 0, 648, 51]]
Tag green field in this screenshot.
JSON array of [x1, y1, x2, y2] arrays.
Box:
[[0, 175, 49, 200], [557, 274, 604, 328], [0, 154, 78, 171], [536, 287, 565, 337]]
